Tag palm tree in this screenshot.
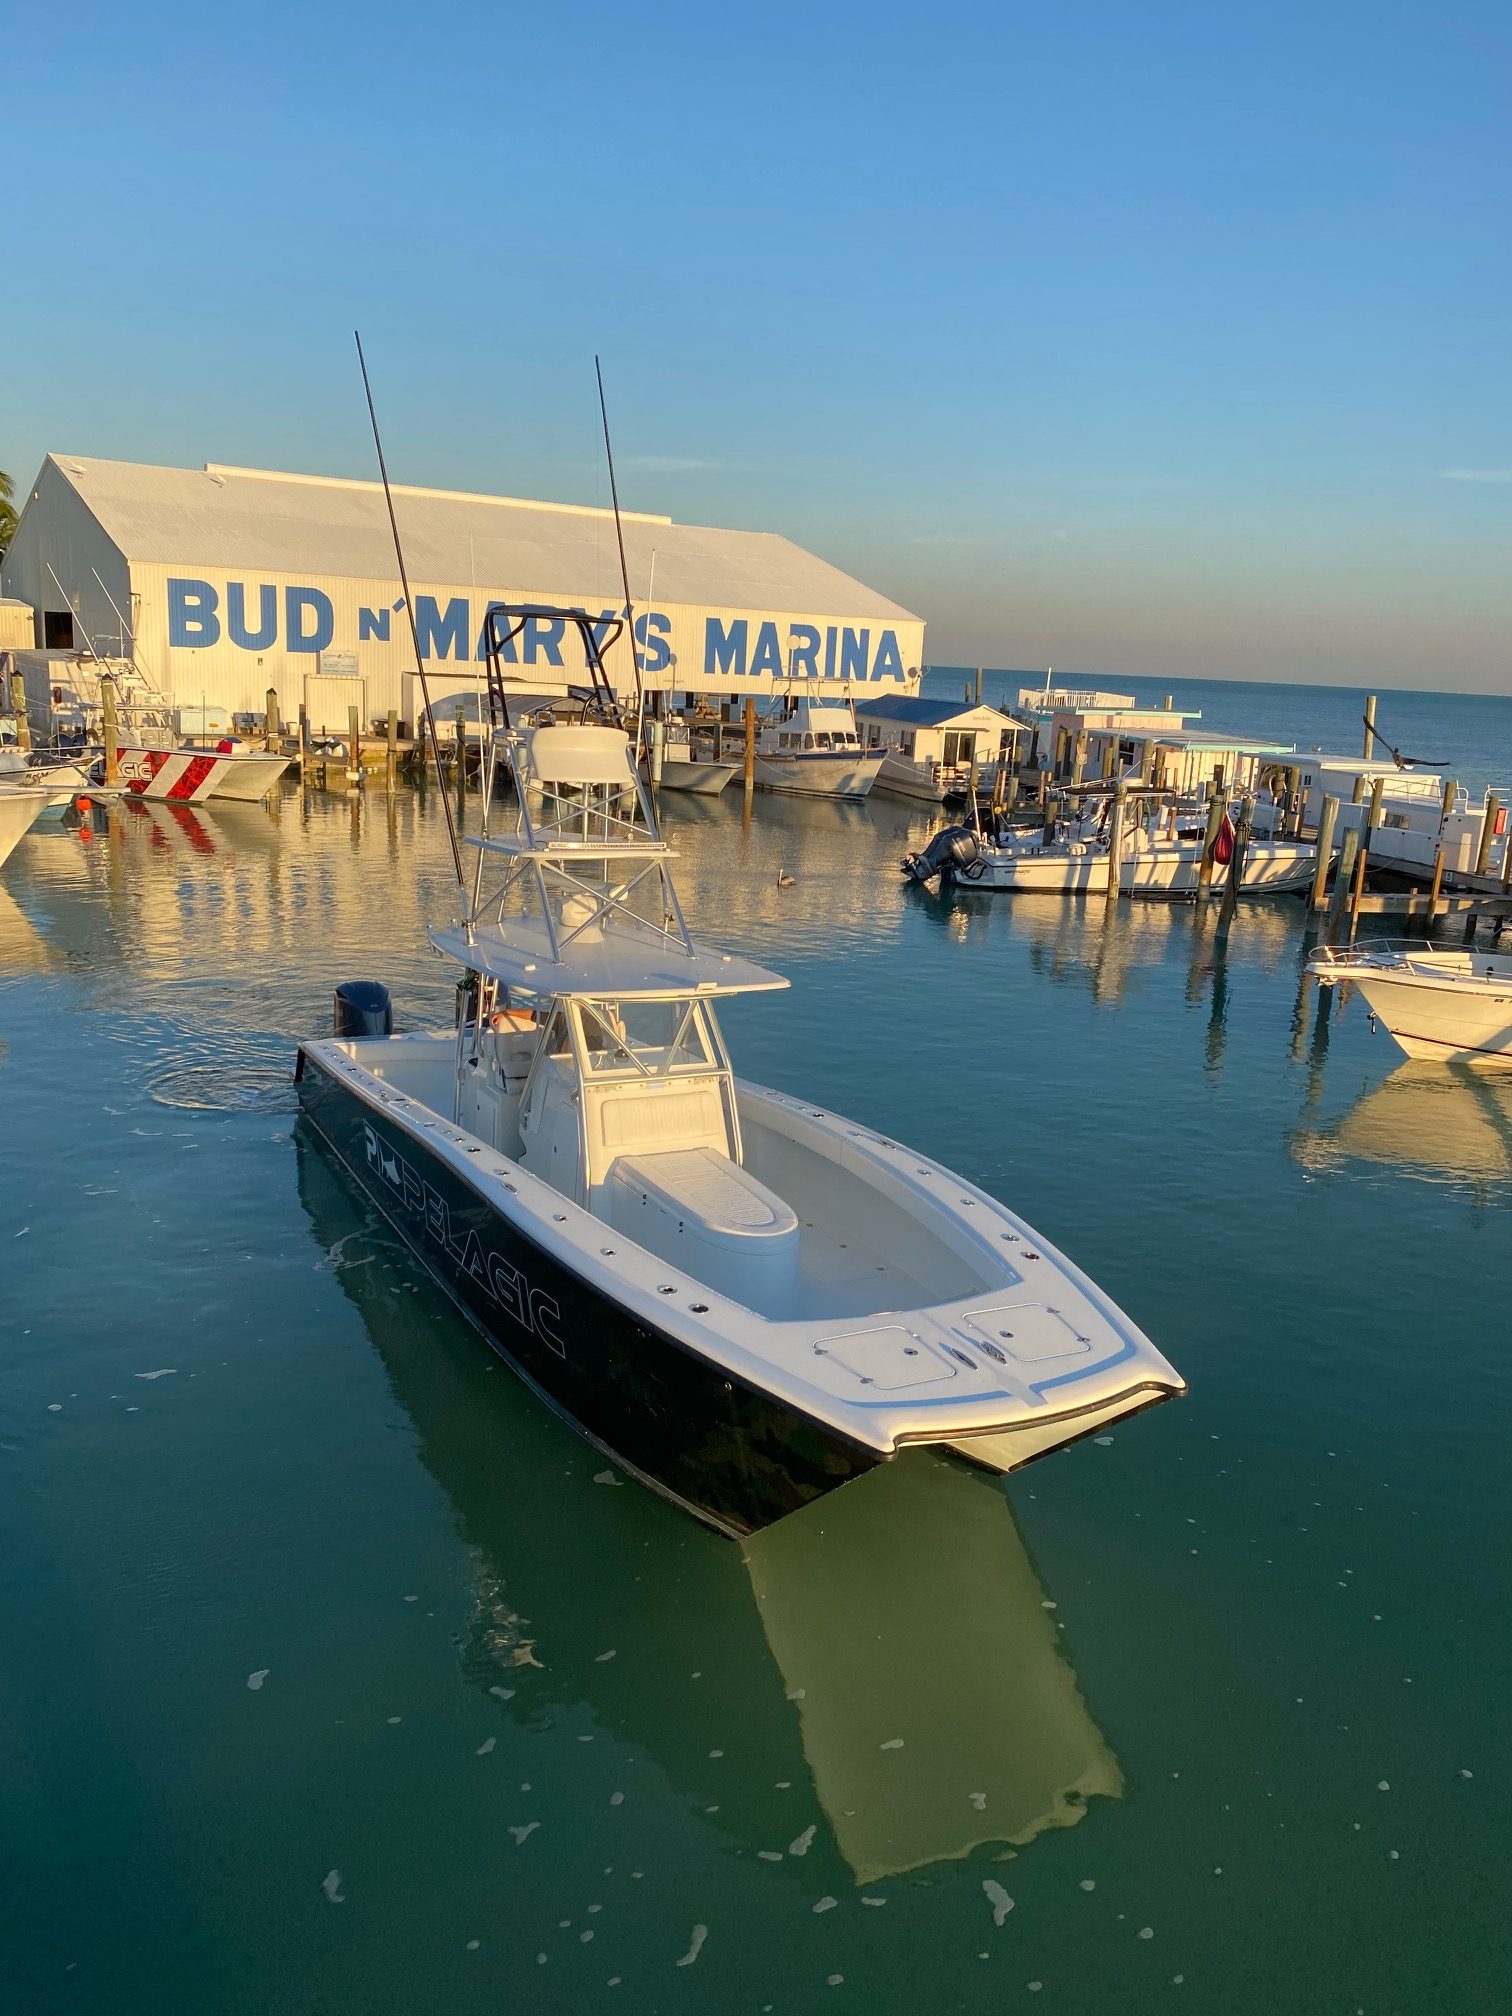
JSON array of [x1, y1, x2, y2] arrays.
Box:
[[0, 469, 17, 557]]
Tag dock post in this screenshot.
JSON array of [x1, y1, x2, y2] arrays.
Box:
[[455, 706, 467, 820], [298, 705, 311, 785], [1363, 693, 1377, 760], [1197, 780, 1224, 899], [1104, 784, 1126, 909], [1475, 792, 1502, 878], [1326, 826, 1360, 945], [1348, 813, 1370, 937], [386, 709, 398, 791], [975, 666, 983, 705], [1310, 795, 1340, 910], [1215, 792, 1254, 941], [347, 704, 362, 789], [9, 668, 30, 750], [1428, 846, 1445, 935], [743, 698, 756, 794], [101, 675, 119, 786], [264, 687, 280, 753]]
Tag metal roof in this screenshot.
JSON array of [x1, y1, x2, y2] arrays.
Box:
[[854, 696, 1009, 728], [42, 454, 919, 622]]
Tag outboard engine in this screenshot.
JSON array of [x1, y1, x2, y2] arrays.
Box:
[[901, 825, 981, 885], [333, 980, 393, 1038]]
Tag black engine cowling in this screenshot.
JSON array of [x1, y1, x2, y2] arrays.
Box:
[[333, 980, 393, 1037], [901, 825, 981, 885]]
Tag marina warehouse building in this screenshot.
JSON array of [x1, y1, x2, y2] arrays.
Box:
[[0, 455, 925, 729]]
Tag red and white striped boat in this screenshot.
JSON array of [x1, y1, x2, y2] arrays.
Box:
[[115, 740, 292, 803]]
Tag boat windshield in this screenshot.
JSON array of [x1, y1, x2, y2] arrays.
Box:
[[572, 995, 728, 1080]]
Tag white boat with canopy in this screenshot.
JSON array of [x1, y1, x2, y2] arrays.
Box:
[[1308, 941, 1512, 1067], [297, 598, 1183, 1535]]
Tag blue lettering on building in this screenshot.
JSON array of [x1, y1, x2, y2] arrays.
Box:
[[634, 610, 671, 674], [872, 630, 905, 681], [788, 623, 820, 678], [227, 582, 277, 652], [474, 602, 518, 662], [168, 578, 221, 648], [285, 586, 334, 655], [358, 606, 392, 642], [839, 627, 870, 682], [705, 617, 747, 678], [415, 595, 470, 660], [749, 621, 784, 679], [523, 615, 565, 666]]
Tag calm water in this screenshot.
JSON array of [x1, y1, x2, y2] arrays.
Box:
[[3, 770, 1511, 2014], [925, 668, 1512, 800]]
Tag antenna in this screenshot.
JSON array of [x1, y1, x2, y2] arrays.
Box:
[[354, 331, 465, 892], [594, 355, 645, 746]]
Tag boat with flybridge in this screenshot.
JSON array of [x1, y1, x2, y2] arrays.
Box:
[[296, 603, 1184, 1535]]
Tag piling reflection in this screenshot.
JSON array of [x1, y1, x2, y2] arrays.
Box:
[[295, 1127, 1123, 1886], [1292, 1061, 1512, 1191]]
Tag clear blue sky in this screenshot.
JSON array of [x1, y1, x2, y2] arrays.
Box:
[[6, 0, 1509, 690]]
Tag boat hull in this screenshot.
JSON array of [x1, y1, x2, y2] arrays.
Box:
[[958, 839, 1322, 896], [753, 750, 885, 799], [0, 788, 50, 869], [656, 756, 737, 795], [295, 1050, 879, 1535], [116, 743, 292, 803], [1348, 971, 1512, 1066]]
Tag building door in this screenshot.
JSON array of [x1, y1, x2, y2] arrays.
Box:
[[43, 610, 75, 649], [942, 729, 975, 766]]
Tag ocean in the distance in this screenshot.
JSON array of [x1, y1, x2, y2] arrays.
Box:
[[924, 667, 1512, 800]]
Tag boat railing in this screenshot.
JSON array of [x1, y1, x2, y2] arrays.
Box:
[[1309, 938, 1489, 979]]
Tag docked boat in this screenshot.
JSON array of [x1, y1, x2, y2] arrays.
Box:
[[296, 607, 1182, 1536], [905, 800, 1325, 897], [0, 784, 52, 870], [753, 696, 885, 799], [113, 737, 292, 802], [649, 721, 737, 795], [1308, 941, 1512, 1067]]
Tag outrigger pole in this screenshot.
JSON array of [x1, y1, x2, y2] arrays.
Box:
[[594, 355, 646, 758], [354, 330, 466, 892]]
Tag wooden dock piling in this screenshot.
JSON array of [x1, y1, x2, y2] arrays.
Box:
[[1326, 825, 1361, 945], [1196, 781, 1224, 899], [454, 706, 467, 820], [264, 687, 280, 753], [386, 709, 398, 791], [743, 698, 756, 793], [1104, 784, 1126, 910], [298, 705, 311, 785], [1310, 795, 1340, 909], [101, 676, 119, 786], [347, 705, 362, 788], [1215, 792, 1254, 941], [1362, 693, 1377, 760], [9, 668, 30, 750], [1475, 792, 1502, 878]]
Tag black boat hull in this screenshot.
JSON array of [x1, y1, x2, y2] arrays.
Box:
[[295, 1050, 879, 1537]]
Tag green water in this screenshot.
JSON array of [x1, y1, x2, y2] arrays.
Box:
[[3, 787, 1509, 2014]]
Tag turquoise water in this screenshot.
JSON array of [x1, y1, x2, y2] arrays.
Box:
[[3, 777, 1511, 2013]]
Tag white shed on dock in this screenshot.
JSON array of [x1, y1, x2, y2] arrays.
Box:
[[854, 696, 1022, 802]]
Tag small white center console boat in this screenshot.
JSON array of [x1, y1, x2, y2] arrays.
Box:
[[297, 608, 1183, 1535], [1309, 940, 1512, 1066]]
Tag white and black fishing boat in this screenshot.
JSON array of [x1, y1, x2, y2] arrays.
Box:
[[297, 598, 1182, 1535]]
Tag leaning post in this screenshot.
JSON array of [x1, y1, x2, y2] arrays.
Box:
[[101, 675, 119, 787]]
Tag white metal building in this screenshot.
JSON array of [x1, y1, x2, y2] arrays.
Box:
[[0, 455, 925, 731]]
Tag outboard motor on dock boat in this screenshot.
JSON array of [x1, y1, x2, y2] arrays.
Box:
[[333, 980, 393, 1038], [901, 825, 981, 885]]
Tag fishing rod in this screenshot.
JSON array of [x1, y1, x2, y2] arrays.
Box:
[[354, 330, 465, 892], [594, 355, 645, 750]]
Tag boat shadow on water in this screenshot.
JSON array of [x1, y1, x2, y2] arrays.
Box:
[[296, 1123, 1125, 1888]]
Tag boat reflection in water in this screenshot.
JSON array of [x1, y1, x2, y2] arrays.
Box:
[[1293, 1060, 1512, 1191], [296, 1127, 1124, 1884], [744, 1452, 1123, 1884]]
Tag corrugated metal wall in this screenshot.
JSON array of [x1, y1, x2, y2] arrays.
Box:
[[126, 562, 927, 725]]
